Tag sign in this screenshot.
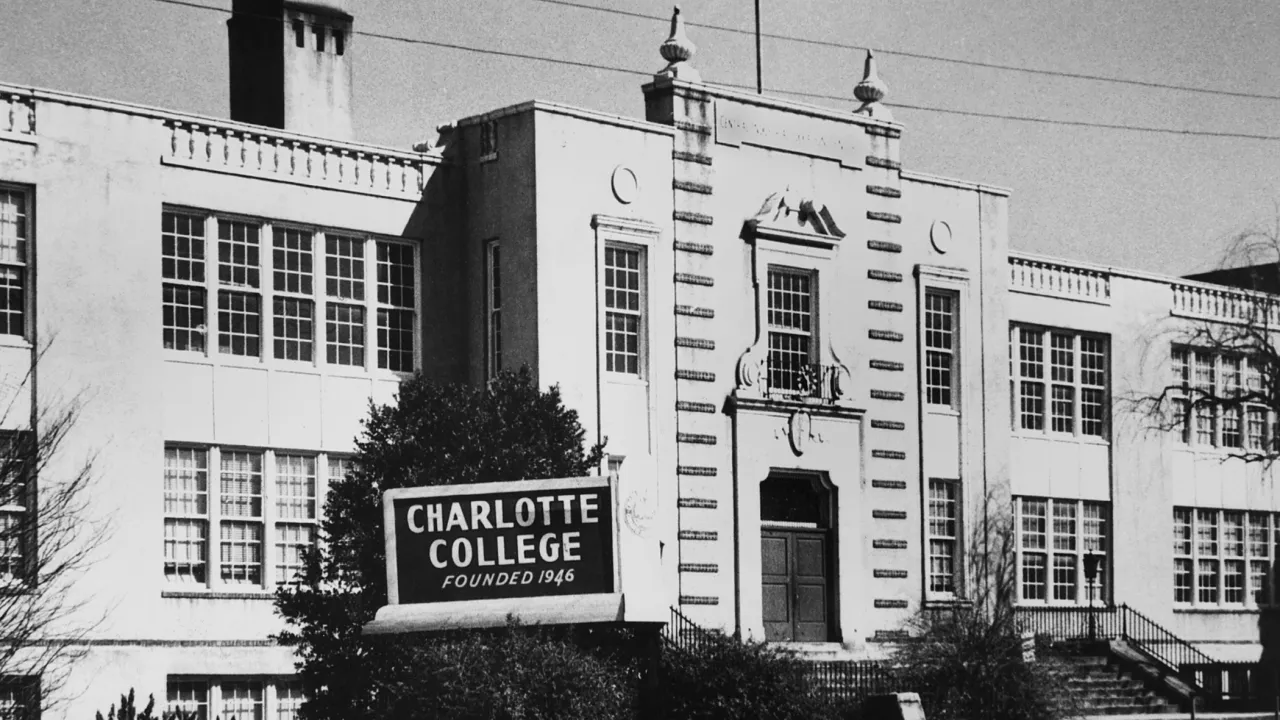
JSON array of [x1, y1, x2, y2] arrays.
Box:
[[715, 100, 866, 168], [384, 476, 615, 605]]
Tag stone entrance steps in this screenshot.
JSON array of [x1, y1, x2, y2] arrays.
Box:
[[1043, 651, 1183, 715]]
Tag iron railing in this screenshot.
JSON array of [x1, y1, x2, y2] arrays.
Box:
[[764, 360, 837, 401], [806, 660, 908, 703], [662, 606, 720, 653]]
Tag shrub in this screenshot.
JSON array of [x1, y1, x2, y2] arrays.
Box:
[[95, 689, 197, 720], [661, 632, 842, 720]]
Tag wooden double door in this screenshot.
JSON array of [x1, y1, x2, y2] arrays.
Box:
[[761, 528, 832, 642]]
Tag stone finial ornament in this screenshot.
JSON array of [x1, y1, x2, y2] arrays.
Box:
[[657, 6, 701, 82], [854, 50, 892, 121]]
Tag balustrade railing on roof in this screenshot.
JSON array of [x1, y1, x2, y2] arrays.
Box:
[[1, 91, 35, 136], [163, 119, 429, 200], [1170, 283, 1280, 326], [1009, 256, 1111, 304]]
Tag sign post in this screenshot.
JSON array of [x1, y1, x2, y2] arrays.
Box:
[[363, 475, 661, 635]]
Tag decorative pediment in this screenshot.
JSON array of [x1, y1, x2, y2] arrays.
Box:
[[745, 190, 845, 247]]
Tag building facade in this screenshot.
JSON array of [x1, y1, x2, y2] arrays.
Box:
[[0, 2, 1273, 718]]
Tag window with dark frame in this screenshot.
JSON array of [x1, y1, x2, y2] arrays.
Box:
[[924, 291, 956, 407], [1011, 326, 1108, 437], [167, 677, 303, 720], [926, 478, 959, 596], [0, 431, 33, 586], [1015, 496, 1108, 606], [603, 245, 643, 376], [0, 187, 30, 339], [1174, 506, 1278, 608], [766, 267, 815, 395], [1171, 347, 1271, 451], [486, 241, 502, 380]]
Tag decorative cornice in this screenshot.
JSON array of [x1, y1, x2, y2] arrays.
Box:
[[673, 179, 713, 195], [679, 563, 719, 573], [672, 150, 713, 165], [674, 241, 714, 255], [871, 479, 908, 490], [676, 400, 718, 414], [678, 497, 718, 509], [867, 210, 903, 224], [873, 569, 909, 579], [869, 359, 905, 371], [674, 210, 714, 226], [866, 185, 901, 198], [870, 419, 906, 430], [872, 449, 908, 460], [869, 389, 905, 401], [678, 530, 718, 541], [868, 300, 904, 312], [676, 432, 718, 445], [672, 120, 713, 135], [873, 509, 908, 520], [676, 336, 715, 350], [675, 369, 715, 382], [872, 539, 908, 549], [868, 329, 904, 342], [866, 156, 901, 170], [727, 394, 866, 421], [677, 464, 717, 476], [874, 598, 910, 609], [679, 595, 719, 605], [867, 269, 903, 282], [675, 272, 714, 287], [675, 304, 715, 318], [867, 240, 902, 253]]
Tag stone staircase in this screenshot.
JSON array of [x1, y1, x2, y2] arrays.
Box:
[[1043, 651, 1183, 716]]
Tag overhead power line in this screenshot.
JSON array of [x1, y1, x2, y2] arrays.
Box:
[[532, 0, 1280, 102], [143, 0, 1280, 141]]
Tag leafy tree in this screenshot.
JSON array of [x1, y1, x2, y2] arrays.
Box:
[[275, 368, 609, 720]]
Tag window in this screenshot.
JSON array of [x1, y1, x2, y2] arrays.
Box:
[[1015, 497, 1108, 605], [163, 212, 207, 352], [1011, 327, 1108, 437], [0, 432, 33, 586], [0, 676, 39, 720], [926, 479, 959, 596], [486, 241, 501, 379], [1175, 506, 1280, 607], [766, 267, 816, 395], [1171, 347, 1272, 451], [0, 187, 29, 339], [168, 678, 301, 720], [161, 209, 418, 373], [603, 246, 643, 376], [923, 291, 956, 407], [163, 446, 340, 591]]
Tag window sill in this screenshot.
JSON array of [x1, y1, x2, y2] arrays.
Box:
[[1011, 432, 1110, 446], [605, 374, 649, 387], [925, 407, 960, 418], [1172, 446, 1267, 458], [923, 597, 973, 609], [162, 589, 276, 601], [1174, 606, 1265, 615], [162, 351, 413, 381], [0, 335, 32, 351]]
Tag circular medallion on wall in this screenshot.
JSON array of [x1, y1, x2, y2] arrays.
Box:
[[611, 165, 639, 204], [930, 220, 953, 254]]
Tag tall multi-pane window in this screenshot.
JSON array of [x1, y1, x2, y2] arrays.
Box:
[[1011, 327, 1108, 437], [1015, 497, 1108, 605], [0, 188, 28, 339], [162, 212, 206, 352], [0, 432, 32, 585], [486, 241, 502, 379], [603, 246, 643, 376], [324, 235, 365, 367], [162, 209, 418, 373], [272, 228, 314, 362], [274, 454, 316, 586], [220, 451, 264, 586], [163, 447, 209, 584], [1171, 347, 1273, 451], [926, 479, 959, 596], [766, 267, 815, 395], [168, 679, 301, 720], [375, 242, 415, 371], [164, 445, 338, 591], [0, 677, 39, 720], [924, 291, 956, 407], [1175, 507, 1280, 607]]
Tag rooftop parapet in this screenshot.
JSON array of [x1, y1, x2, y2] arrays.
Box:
[[1009, 255, 1111, 305]]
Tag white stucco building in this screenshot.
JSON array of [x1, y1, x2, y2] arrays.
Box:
[[1, 2, 1277, 718]]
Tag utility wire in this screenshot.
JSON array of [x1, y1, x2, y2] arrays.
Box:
[[144, 0, 1280, 141], [532, 0, 1280, 103]]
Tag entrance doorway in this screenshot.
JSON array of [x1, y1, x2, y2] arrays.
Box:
[[759, 474, 835, 642]]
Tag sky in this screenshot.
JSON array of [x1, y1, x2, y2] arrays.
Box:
[[2, 0, 1279, 278]]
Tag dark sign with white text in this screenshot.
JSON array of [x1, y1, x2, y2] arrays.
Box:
[[390, 483, 614, 604]]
